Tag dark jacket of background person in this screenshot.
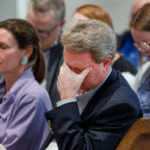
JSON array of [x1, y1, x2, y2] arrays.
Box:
[[112, 54, 137, 75], [46, 41, 63, 107]]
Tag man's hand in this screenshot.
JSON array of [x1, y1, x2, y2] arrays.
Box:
[[57, 63, 91, 99]]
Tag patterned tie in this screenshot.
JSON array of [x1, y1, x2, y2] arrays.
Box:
[[138, 69, 150, 117]]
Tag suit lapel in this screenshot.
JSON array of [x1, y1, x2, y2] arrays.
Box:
[[81, 69, 117, 120]]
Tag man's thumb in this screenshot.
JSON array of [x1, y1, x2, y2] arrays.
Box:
[[81, 67, 92, 78]]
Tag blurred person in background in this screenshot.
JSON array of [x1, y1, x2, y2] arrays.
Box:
[[27, 0, 66, 108], [0, 19, 52, 150], [118, 0, 150, 69], [130, 3, 150, 117]]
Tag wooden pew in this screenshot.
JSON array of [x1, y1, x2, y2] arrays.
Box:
[[116, 118, 150, 150]]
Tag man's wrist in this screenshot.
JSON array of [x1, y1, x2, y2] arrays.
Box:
[[60, 92, 76, 100], [57, 98, 77, 107]]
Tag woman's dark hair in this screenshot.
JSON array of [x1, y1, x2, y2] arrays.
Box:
[[0, 18, 45, 83]]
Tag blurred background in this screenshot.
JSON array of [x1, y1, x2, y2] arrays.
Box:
[[0, 0, 136, 34]]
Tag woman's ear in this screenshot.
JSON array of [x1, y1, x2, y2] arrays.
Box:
[[25, 45, 33, 58]]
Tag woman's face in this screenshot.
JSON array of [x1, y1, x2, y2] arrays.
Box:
[[0, 29, 26, 77], [131, 28, 150, 58]]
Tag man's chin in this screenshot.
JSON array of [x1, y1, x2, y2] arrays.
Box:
[[39, 42, 50, 52], [40, 46, 50, 52]]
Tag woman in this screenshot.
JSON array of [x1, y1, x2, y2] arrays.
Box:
[[130, 3, 150, 116], [0, 19, 52, 149], [73, 4, 137, 75]]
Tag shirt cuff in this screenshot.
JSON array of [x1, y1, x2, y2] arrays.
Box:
[[56, 98, 77, 107]]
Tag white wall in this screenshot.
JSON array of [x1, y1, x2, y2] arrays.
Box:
[[16, 0, 30, 19], [0, 0, 136, 34]]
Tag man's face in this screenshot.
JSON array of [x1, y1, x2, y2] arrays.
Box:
[[27, 4, 60, 51], [64, 48, 107, 93]]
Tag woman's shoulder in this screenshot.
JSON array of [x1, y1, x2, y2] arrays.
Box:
[[15, 79, 52, 110], [15, 78, 49, 100], [22, 79, 49, 97]]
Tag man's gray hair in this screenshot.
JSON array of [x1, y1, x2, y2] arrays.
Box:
[[31, 0, 65, 24], [61, 19, 117, 63]]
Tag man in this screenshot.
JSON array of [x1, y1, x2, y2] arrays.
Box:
[[43, 20, 142, 150], [27, 0, 65, 107]]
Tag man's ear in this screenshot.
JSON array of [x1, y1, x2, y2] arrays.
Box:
[[102, 55, 112, 73], [103, 55, 112, 66], [24, 45, 33, 58], [102, 55, 112, 71], [60, 19, 66, 29]]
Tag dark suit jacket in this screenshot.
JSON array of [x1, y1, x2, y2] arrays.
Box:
[[43, 69, 142, 150], [46, 41, 63, 108]]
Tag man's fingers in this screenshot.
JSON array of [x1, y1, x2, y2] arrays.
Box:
[[80, 67, 92, 78], [63, 62, 71, 71]]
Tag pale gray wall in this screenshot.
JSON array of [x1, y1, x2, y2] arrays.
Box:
[[64, 0, 136, 34], [0, 0, 136, 34], [0, 0, 17, 21]]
